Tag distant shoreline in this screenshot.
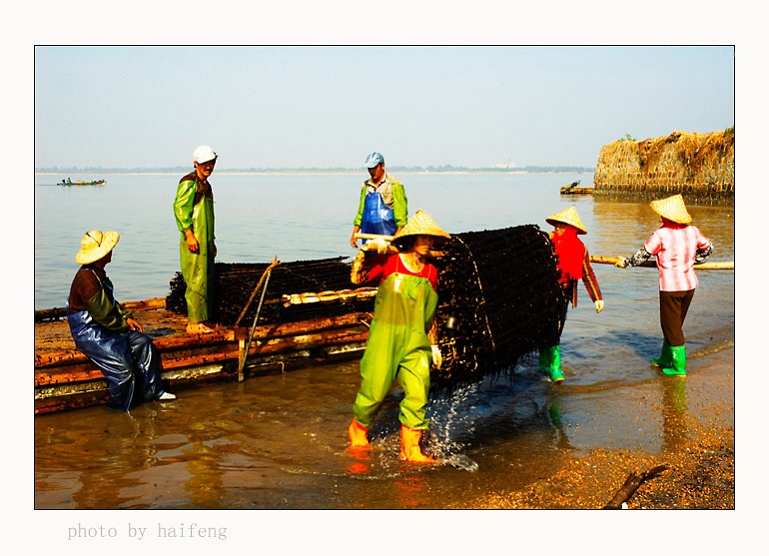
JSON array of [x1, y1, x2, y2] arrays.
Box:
[[35, 170, 596, 177]]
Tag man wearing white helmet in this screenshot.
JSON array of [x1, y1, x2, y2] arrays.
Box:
[[173, 145, 218, 334]]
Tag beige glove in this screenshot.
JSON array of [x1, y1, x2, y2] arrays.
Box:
[[614, 258, 628, 268], [595, 299, 604, 313], [362, 237, 389, 254], [431, 345, 443, 369]]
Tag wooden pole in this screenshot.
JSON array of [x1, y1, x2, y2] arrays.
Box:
[[35, 312, 372, 370], [354, 233, 394, 241], [36, 324, 371, 388], [603, 465, 668, 509], [234, 257, 281, 327], [353, 233, 444, 257], [590, 256, 733, 270], [239, 258, 279, 379], [35, 297, 167, 322]]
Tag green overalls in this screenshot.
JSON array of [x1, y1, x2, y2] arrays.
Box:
[[352, 269, 438, 431], [173, 174, 215, 323]]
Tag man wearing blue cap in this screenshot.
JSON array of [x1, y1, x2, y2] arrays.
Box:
[[349, 152, 409, 248]]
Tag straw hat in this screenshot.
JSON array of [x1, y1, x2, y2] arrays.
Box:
[[546, 206, 587, 234], [393, 210, 451, 241], [75, 230, 120, 264], [650, 194, 692, 224]]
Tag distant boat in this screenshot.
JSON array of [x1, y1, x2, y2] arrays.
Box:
[[57, 178, 107, 187], [560, 180, 593, 195]]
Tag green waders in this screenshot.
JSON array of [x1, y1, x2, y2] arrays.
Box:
[[352, 272, 438, 431], [175, 182, 215, 323]]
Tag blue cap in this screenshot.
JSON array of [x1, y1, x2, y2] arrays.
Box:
[[365, 152, 385, 168]]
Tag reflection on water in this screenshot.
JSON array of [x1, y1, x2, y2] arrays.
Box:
[[660, 377, 690, 452], [34, 173, 734, 508]]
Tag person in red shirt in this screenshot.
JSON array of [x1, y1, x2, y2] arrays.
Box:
[[617, 194, 712, 376], [540, 206, 604, 383], [347, 210, 450, 464]]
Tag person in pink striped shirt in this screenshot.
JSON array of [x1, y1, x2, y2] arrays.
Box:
[[617, 194, 712, 376]]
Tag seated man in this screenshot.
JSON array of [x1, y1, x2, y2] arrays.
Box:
[[66, 230, 176, 411]]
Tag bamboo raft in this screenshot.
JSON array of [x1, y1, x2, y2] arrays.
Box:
[[560, 186, 594, 195], [32, 226, 573, 415], [35, 258, 379, 415], [35, 299, 378, 415], [560, 180, 594, 195]]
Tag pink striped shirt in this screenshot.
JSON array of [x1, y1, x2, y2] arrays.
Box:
[[644, 223, 711, 291]]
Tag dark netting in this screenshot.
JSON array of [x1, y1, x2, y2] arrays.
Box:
[[166, 226, 568, 391], [166, 257, 375, 326], [430, 225, 568, 391]]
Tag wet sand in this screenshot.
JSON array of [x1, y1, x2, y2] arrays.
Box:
[[453, 346, 736, 510]]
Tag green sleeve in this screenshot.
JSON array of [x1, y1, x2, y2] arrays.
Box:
[[352, 183, 367, 227], [173, 178, 197, 233], [391, 180, 409, 227], [84, 288, 130, 333]]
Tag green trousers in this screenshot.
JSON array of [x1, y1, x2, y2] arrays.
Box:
[[352, 272, 438, 430]]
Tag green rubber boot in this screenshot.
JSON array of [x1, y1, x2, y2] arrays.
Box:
[[539, 345, 564, 383], [650, 340, 672, 369], [550, 346, 564, 383], [661, 345, 686, 376]]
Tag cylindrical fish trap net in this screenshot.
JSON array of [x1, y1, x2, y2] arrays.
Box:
[[431, 225, 568, 391], [166, 257, 375, 326], [166, 226, 568, 392]]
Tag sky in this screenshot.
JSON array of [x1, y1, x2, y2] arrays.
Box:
[[34, 46, 734, 170]]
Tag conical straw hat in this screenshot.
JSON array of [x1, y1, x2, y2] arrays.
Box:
[[394, 210, 451, 241], [650, 194, 692, 224], [546, 206, 587, 234], [76, 230, 120, 264]]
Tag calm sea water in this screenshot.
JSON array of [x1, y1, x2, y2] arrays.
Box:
[[33, 172, 735, 516], [34, 171, 599, 308], [33, 171, 734, 309]]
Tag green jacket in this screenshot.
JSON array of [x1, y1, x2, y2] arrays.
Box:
[[173, 171, 216, 322]]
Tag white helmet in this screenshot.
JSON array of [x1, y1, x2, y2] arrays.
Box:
[[193, 145, 217, 164]]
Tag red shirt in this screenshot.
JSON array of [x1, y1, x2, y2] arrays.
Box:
[[367, 253, 439, 291]]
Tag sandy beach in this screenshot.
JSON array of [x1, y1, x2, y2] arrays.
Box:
[[452, 345, 735, 510]]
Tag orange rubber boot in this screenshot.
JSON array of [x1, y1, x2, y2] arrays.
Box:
[[399, 425, 437, 464], [348, 418, 371, 450]]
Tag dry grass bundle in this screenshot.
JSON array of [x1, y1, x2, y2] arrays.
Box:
[[599, 139, 639, 163], [639, 129, 734, 176]]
